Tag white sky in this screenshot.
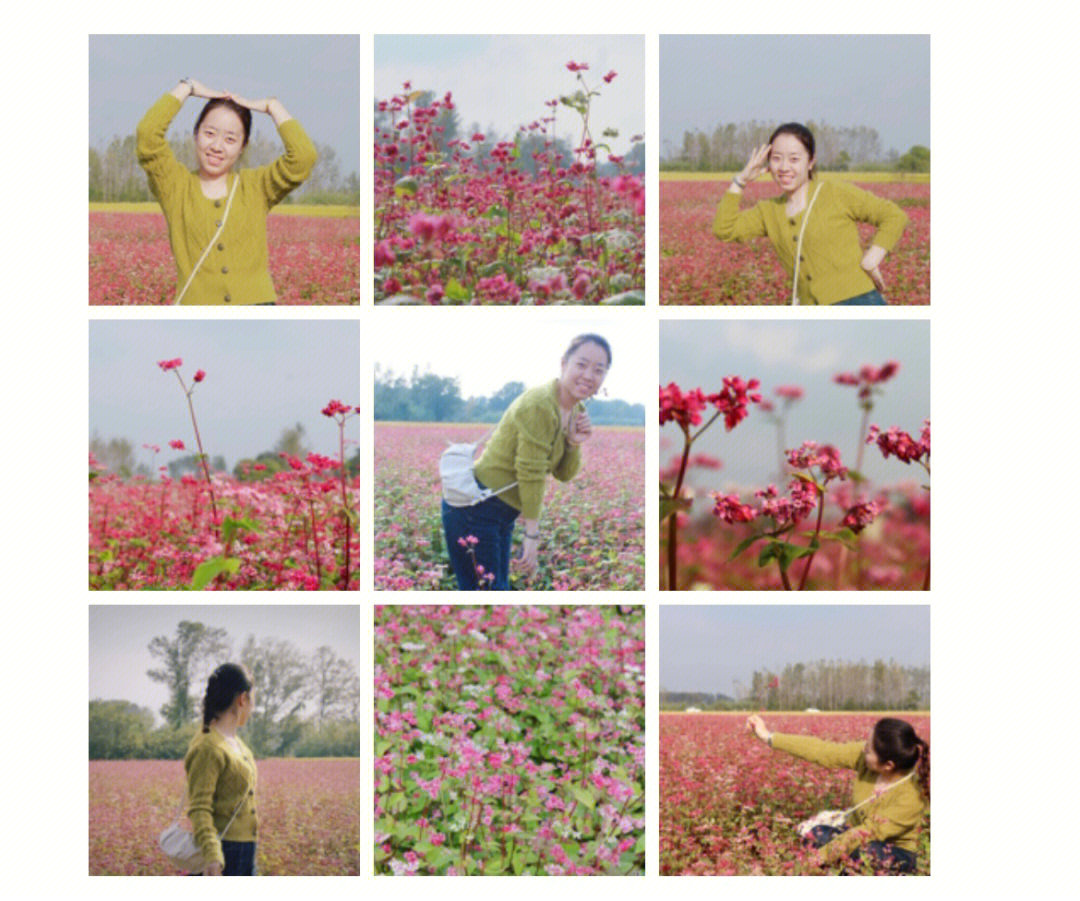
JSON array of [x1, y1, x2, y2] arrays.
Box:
[[372, 309, 649, 403], [375, 35, 645, 155]]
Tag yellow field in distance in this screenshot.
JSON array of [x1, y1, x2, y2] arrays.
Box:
[[660, 171, 930, 184], [90, 202, 360, 217]]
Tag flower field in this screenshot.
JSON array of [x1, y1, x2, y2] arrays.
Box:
[[374, 422, 645, 590], [660, 712, 930, 875], [374, 65, 644, 305], [375, 605, 645, 875], [659, 176, 930, 305], [89, 757, 360, 875], [89, 208, 361, 305]]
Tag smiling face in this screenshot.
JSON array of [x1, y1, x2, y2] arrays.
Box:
[[560, 340, 609, 402], [769, 132, 815, 195], [194, 106, 246, 178]]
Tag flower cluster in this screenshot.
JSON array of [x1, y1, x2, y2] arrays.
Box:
[[659, 379, 762, 432], [786, 441, 847, 481], [867, 420, 930, 467], [157, 358, 182, 371], [834, 361, 900, 402]]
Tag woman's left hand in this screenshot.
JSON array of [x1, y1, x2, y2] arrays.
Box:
[[518, 535, 539, 575], [861, 245, 887, 291], [226, 92, 272, 114], [567, 410, 593, 446]]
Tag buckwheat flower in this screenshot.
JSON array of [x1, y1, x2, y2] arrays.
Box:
[[168, 439, 185, 450], [603, 70, 618, 83], [775, 384, 804, 400], [157, 357, 182, 371], [192, 369, 205, 383], [840, 499, 886, 533], [566, 61, 589, 72], [712, 493, 757, 524]]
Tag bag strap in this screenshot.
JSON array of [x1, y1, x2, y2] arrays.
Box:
[[843, 768, 917, 817], [172, 745, 253, 840], [790, 181, 823, 306], [174, 175, 240, 305]]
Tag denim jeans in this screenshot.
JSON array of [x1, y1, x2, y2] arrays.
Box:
[[804, 825, 916, 873], [221, 840, 257, 875], [835, 290, 887, 306], [441, 489, 520, 590]]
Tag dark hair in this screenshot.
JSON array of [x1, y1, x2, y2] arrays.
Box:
[[872, 717, 930, 799], [562, 333, 612, 368], [194, 98, 252, 147], [201, 663, 253, 733], [768, 122, 816, 178]]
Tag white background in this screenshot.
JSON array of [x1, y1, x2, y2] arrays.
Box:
[[3, 4, 1075, 897]]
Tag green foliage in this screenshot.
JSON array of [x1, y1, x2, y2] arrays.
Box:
[[89, 700, 154, 759], [896, 145, 931, 173]]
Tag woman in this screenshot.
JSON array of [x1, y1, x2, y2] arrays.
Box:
[[136, 78, 317, 305], [184, 663, 258, 876], [441, 334, 611, 590], [746, 714, 929, 873], [713, 123, 907, 305]]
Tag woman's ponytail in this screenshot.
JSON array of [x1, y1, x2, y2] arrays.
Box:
[[915, 737, 930, 801], [872, 718, 930, 800], [201, 663, 253, 733]]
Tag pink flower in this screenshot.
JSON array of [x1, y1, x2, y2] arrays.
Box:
[[774, 385, 804, 400], [168, 439, 185, 451], [321, 399, 352, 418], [157, 358, 182, 371], [193, 369, 205, 383], [712, 493, 757, 524], [840, 499, 886, 533], [603, 70, 617, 83], [566, 61, 589, 72]]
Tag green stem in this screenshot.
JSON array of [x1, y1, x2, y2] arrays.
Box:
[[797, 486, 827, 591]]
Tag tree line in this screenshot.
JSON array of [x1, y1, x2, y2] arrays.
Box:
[[89, 133, 360, 204], [89, 422, 361, 482], [374, 92, 646, 179], [660, 658, 930, 711], [662, 120, 929, 174], [374, 366, 645, 426], [89, 621, 360, 759]]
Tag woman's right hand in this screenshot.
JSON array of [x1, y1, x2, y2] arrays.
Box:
[[736, 143, 772, 188], [185, 79, 226, 100], [518, 535, 539, 575], [204, 861, 223, 876], [746, 714, 772, 743]]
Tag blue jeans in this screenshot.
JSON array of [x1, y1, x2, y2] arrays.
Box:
[[804, 825, 916, 873], [222, 840, 257, 875], [441, 489, 520, 590], [835, 290, 887, 306]]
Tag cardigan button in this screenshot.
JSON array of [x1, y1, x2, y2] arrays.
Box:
[[221, 266, 228, 274], [214, 199, 221, 207], [224, 294, 231, 303], [218, 243, 224, 251]]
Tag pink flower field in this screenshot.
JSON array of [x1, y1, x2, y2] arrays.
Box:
[[660, 178, 930, 305], [374, 422, 645, 590], [89, 758, 360, 875], [89, 211, 361, 305], [375, 605, 645, 875], [660, 712, 930, 875]]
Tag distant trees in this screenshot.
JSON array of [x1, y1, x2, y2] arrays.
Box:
[[89, 132, 359, 204], [659, 658, 930, 711], [373, 365, 645, 426], [90, 621, 360, 759], [662, 120, 927, 174]]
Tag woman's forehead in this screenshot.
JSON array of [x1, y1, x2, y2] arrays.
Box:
[[201, 107, 244, 134]]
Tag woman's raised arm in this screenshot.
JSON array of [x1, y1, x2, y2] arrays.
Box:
[[227, 93, 318, 207]]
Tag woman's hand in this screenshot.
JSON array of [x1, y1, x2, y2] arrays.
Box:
[[226, 93, 293, 126], [204, 861, 223, 876], [518, 535, 539, 575], [861, 245, 887, 292], [567, 410, 593, 446], [746, 714, 772, 743], [733, 143, 771, 190], [189, 79, 226, 100]]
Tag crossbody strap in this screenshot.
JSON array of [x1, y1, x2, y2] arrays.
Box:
[[467, 426, 518, 502], [174, 175, 240, 305], [790, 181, 823, 306], [172, 752, 252, 840], [843, 768, 917, 817]]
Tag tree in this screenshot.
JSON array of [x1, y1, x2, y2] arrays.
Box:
[[897, 145, 930, 173], [274, 422, 310, 458], [240, 635, 310, 756], [147, 621, 230, 729], [307, 646, 360, 727], [89, 700, 154, 759]]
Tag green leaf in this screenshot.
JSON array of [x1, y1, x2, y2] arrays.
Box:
[[600, 290, 645, 305], [660, 494, 692, 524], [444, 278, 470, 302], [393, 175, 419, 196], [570, 784, 597, 810], [730, 533, 765, 560], [190, 555, 240, 590], [221, 516, 258, 546]]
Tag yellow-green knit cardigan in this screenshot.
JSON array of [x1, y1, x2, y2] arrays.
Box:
[[712, 179, 908, 305], [184, 728, 258, 868], [771, 732, 927, 859], [136, 94, 317, 305], [473, 380, 584, 520]]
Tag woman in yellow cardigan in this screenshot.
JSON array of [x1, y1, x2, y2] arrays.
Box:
[[136, 79, 317, 305], [441, 334, 611, 590], [746, 714, 929, 873], [713, 123, 907, 305], [184, 663, 258, 876]]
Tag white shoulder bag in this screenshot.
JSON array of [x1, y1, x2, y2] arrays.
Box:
[[174, 175, 240, 305], [439, 426, 518, 507], [159, 777, 250, 872], [790, 181, 823, 306], [796, 767, 916, 837]]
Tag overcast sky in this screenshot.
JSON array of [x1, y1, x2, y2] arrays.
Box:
[[89, 320, 360, 471], [89, 605, 360, 724], [373, 311, 649, 404], [375, 35, 645, 155], [660, 605, 930, 694], [660, 319, 929, 489], [90, 35, 360, 172], [660, 35, 929, 158]]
